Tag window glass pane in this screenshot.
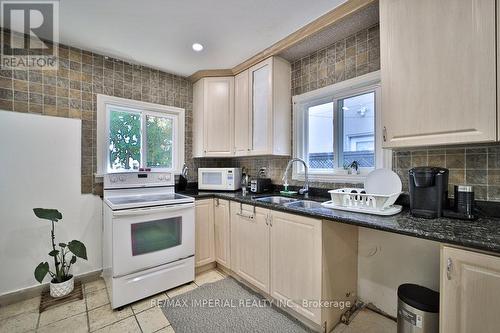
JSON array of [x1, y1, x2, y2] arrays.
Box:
[[146, 115, 173, 168], [131, 217, 182, 256], [109, 108, 141, 171], [340, 92, 375, 167], [308, 102, 334, 169]]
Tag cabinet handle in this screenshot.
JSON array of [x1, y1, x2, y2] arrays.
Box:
[[236, 212, 254, 220], [383, 126, 387, 142], [269, 214, 273, 227], [215, 198, 219, 207], [265, 215, 269, 226], [237, 203, 255, 220], [446, 257, 453, 280]]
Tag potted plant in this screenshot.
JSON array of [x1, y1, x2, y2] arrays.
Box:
[[33, 208, 88, 298], [348, 161, 360, 175]]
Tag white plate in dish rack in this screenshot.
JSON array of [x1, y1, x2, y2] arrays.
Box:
[[321, 201, 403, 216], [364, 168, 402, 195]]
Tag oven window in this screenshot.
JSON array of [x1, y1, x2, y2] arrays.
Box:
[[130, 217, 182, 256], [202, 172, 223, 185]]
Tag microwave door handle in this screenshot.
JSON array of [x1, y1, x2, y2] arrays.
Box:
[[112, 203, 194, 217]]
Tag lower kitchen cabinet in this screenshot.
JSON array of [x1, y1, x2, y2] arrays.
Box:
[[230, 202, 358, 331], [271, 212, 358, 330], [195, 199, 215, 267], [270, 211, 322, 324], [230, 202, 270, 293], [440, 246, 500, 333], [214, 198, 231, 269]]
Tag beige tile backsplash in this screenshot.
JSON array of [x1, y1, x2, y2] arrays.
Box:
[[393, 145, 500, 201], [291, 24, 380, 95]]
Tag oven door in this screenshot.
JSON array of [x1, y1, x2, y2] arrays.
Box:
[[198, 169, 229, 190], [111, 202, 194, 277]]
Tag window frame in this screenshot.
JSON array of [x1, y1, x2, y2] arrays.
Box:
[[97, 94, 185, 175], [292, 71, 390, 183]]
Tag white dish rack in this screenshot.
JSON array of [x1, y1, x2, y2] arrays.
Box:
[[321, 188, 402, 216]]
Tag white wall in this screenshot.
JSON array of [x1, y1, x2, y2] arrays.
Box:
[[0, 111, 102, 296], [357, 227, 440, 317]]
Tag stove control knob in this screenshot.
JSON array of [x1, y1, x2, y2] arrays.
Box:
[[159, 175, 164, 180], [165, 174, 171, 181], [110, 176, 117, 183], [119, 176, 125, 182]]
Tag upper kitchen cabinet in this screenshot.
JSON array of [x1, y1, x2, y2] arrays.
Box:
[[193, 76, 235, 157], [380, 0, 497, 148], [234, 70, 252, 156], [194, 56, 291, 158], [244, 57, 291, 156]]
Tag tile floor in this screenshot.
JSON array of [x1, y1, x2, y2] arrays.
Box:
[[0, 269, 226, 333], [332, 308, 396, 333], [0, 268, 395, 333]]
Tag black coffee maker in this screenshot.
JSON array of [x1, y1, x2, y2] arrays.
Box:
[[409, 167, 449, 218]]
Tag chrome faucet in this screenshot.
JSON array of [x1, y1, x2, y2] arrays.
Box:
[[282, 158, 309, 195]]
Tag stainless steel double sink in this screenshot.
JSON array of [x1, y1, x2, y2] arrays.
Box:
[[254, 196, 323, 209]]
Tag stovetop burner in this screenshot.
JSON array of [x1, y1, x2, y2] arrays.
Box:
[[107, 193, 189, 205]]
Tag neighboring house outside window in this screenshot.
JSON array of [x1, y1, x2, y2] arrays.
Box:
[[96, 95, 185, 175], [293, 71, 390, 183]]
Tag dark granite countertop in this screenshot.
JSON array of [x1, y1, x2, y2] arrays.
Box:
[[179, 189, 500, 254]]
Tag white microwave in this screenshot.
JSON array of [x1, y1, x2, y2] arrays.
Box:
[[198, 168, 242, 191]]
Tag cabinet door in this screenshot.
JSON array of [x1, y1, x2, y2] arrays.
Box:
[[214, 198, 230, 269], [230, 202, 270, 293], [380, 0, 496, 147], [195, 199, 215, 267], [441, 246, 500, 333], [249, 58, 273, 155], [204, 77, 234, 156], [234, 70, 251, 156], [192, 79, 205, 157], [270, 211, 322, 324]]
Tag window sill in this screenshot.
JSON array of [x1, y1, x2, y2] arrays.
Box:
[[292, 172, 367, 184]]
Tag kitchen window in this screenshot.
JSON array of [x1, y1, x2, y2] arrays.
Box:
[[97, 95, 185, 175], [293, 71, 388, 182]]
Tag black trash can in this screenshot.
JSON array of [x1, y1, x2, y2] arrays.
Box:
[[397, 284, 439, 333]]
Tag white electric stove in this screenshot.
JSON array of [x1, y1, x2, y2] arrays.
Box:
[[102, 172, 195, 309]]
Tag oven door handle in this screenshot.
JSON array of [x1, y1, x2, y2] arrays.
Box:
[[112, 202, 194, 217]]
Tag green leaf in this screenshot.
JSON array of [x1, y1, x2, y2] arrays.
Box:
[[34, 262, 49, 283], [48, 250, 59, 257], [68, 240, 87, 260], [33, 208, 62, 222], [70, 255, 76, 264], [58, 243, 67, 248]]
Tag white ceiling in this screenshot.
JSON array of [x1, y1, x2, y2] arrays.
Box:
[[59, 0, 347, 76]]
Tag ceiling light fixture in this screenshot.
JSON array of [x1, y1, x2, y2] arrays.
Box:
[[192, 43, 203, 52]]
